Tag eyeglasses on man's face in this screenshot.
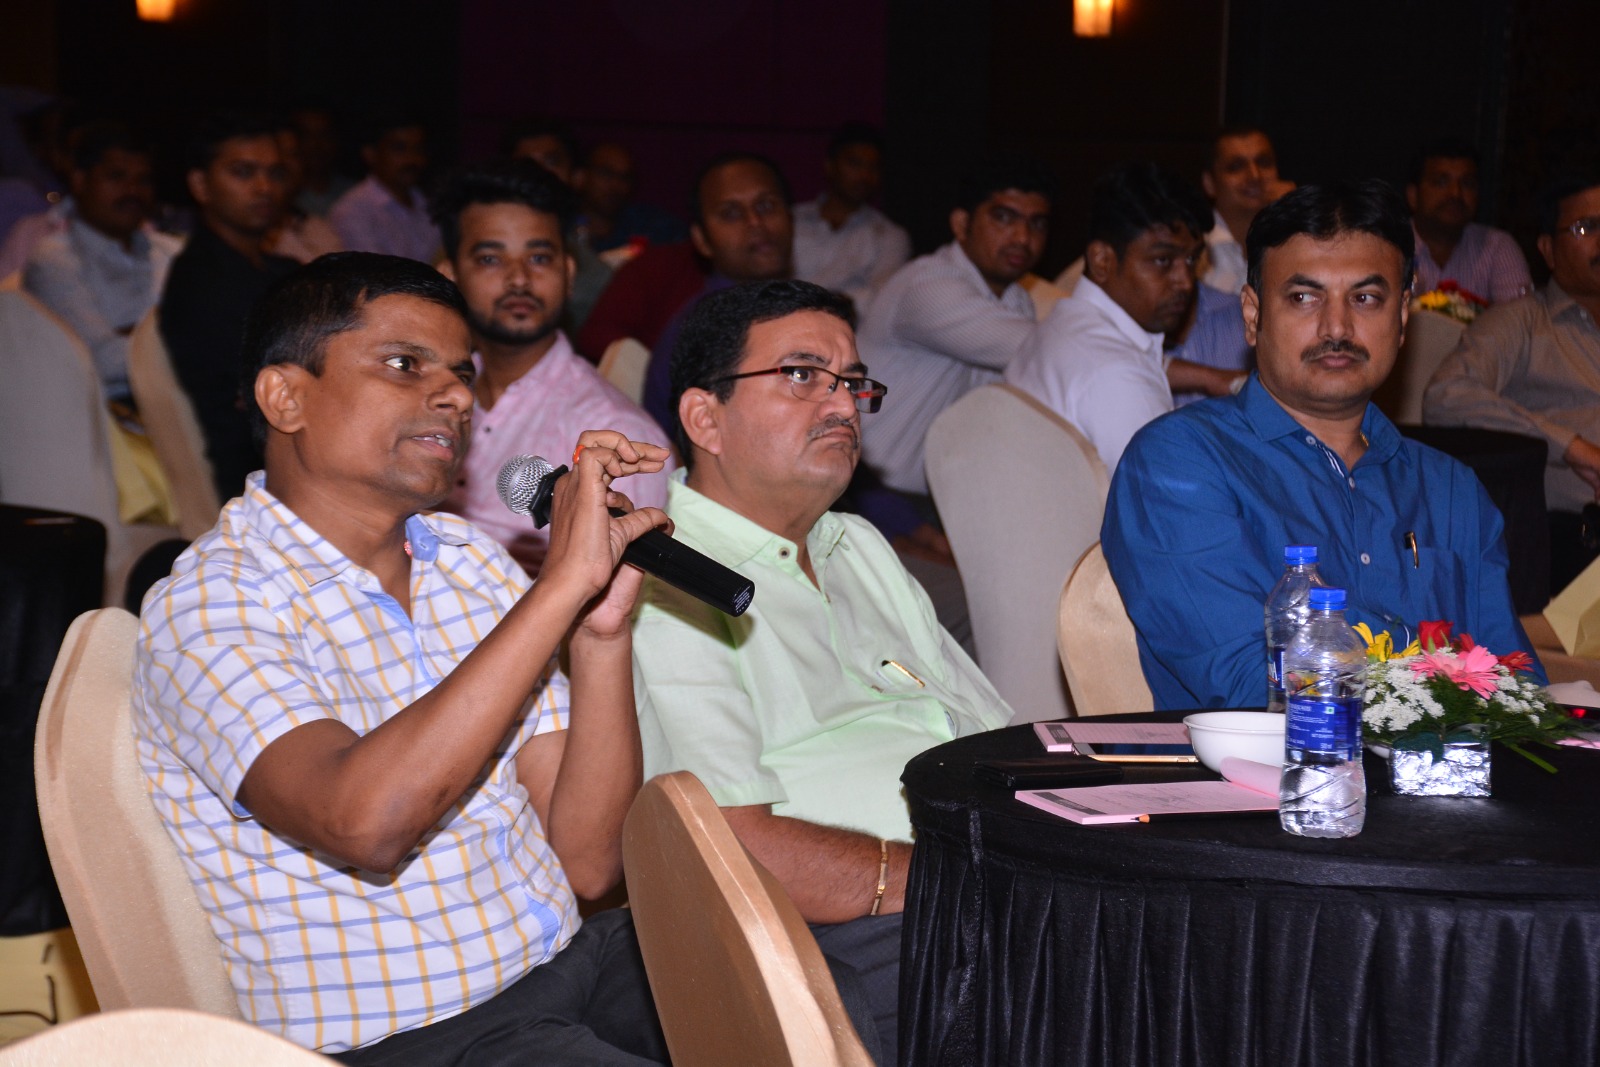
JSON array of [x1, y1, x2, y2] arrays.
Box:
[[1561, 216, 1600, 240], [709, 364, 888, 413]]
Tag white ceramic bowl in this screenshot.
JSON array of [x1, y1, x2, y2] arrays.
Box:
[[1182, 711, 1285, 773]]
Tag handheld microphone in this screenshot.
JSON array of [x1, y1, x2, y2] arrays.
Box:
[[496, 454, 755, 617]]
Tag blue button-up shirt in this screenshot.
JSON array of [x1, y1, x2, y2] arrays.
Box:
[[1102, 374, 1540, 709]]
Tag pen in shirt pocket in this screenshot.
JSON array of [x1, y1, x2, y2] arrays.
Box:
[[880, 659, 925, 687], [1404, 531, 1419, 568]]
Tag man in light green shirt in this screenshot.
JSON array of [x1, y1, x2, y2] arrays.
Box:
[[631, 280, 1012, 1062]]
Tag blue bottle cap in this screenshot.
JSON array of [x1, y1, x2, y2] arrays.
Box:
[[1309, 587, 1346, 610], [1284, 545, 1318, 564]]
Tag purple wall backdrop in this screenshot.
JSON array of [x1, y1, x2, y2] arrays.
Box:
[[459, 0, 888, 215]]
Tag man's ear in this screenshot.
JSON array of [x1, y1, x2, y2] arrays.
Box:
[[690, 221, 712, 260], [253, 364, 310, 436], [185, 168, 208, 208], [1536, 233, 1555, 272], [564, 249, 577, 290], [1240, 284, 1262, 348], [1200, 171, 1216, 200], [1405, 184, 1419, 214], [678, 387, 723, 462], [949, 208, 970, 245], [360, 144, 377, 173], [437, 257, 456, 281], [1084, 240, 1117, 286]]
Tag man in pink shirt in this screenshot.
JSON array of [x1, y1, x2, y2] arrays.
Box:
[[433, 158, 673, 575]]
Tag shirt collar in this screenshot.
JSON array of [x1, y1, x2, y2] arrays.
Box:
[[665, 470, 845, 570], [237, 471, 471, 586], [1235, 373, 1402, 466], [473, 331, 576, 399], [1073, 277, 1166, 354], [1208, 208, 1236, 247], [1544, 278, 1590, 322], [68, 213, 151, 258], [943, 241, 1025, 305]]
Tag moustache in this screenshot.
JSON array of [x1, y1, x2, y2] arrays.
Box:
[[1302, 340, 1371, 363], [809, 414, 859, 444]]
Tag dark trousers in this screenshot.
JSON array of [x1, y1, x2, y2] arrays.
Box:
[[812, 912, 904, 1066], [1549, 509, 1600, 597], [332, 909, 667, 1066]]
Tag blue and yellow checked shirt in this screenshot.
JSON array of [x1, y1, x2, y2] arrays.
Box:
[[133, 473, 576, 1052]]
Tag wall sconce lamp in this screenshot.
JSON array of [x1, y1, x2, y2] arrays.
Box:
[[136, 0, 178, 22], [1073, 0, 1113, 37]]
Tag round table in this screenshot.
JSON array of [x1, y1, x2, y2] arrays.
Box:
[[898, 716, 1600, 1067]]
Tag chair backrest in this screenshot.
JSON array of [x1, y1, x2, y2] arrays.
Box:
[[0, 291, 178, 603], [925, 384, 1109, 723], [34, 608, 241, 1017], [597, 336, 651, 405], [1058, 542, 1153, 716], [128, 308, 221, 540], [1371, 307, 1465, 424], [0, 1008, 329, 1065], [1053, 255, 1084, 295], [1020, 272, 1069, 321], [622, 772, 873, 1067]]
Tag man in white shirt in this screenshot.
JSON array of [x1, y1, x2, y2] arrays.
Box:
[[431, 158, 672, 577], [792, 122, 911, 311], [329, 114, 441, 263], [1200, 126, 1291, 295], [23, 120, 180, 402], [1008, 163, 1212, 473]]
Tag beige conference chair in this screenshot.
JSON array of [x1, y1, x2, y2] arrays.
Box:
[[0, 1008, 330, 1065], [128, 308, 222, 540], [622, 772, 873, 1067], [1371, 306, 1466, 424], [597, 336, 651, 406], [1058, 542, 1154, 716], [925, 384, 1110, 723], [34, 608, 241, 1018], [0, 291, 179, 604]]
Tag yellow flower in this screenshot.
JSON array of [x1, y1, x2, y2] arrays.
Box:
[[1354, 622, 1395, 661]]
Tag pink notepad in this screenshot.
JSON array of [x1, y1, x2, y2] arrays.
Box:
[[1015, 758, 1280, 825]]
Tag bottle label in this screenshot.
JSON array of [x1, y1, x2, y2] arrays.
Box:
[[1286, 695, 1361, 758], [1268, 646, 1285, 688]]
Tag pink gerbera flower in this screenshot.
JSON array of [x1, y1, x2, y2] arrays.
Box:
[[1409, 645, 1501, 698]]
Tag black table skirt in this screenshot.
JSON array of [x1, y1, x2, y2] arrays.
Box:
[[899, 720, 1600, 1067]]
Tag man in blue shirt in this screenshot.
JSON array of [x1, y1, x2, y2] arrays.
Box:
[[1103, 180, 1539, 709]]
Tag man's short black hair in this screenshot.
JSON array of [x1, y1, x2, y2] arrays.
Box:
[[430, 158, 578, 259], [954, 155, 1057, 215], [502, 116, 580, 165], [689, 152, 792, 225], [1088, 162, 1212, 255], [1245, 180, 1416, 295], [1207, 125, 1273, 170], [243, 252, 467, 444], [185, 112, 279, 172], [669, 280, 852, 462], [1408, 137, 1481, 187], [827, 122, 884, 160], [1536, 173, 1600, 235], [70, 119, 151, 172]]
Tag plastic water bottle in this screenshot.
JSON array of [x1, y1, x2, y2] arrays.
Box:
[[1263, 545, 1327, 715], [1278, 587, 1367, 838]]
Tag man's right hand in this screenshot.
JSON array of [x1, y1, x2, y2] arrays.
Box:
[[1565, 436, 1600, 500]]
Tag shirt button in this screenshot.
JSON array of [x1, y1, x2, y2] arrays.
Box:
[[1304, 434, 1316, 445], [1347, 476, 1356, 489], [778, 547, 790, 559], [1360, 552, 1371, 564]]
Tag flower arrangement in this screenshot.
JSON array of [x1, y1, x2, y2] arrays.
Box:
[[1412, 281, 1488, 325], [1357, 619, 1576, 771]]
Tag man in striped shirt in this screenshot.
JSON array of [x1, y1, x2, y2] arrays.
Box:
[[133, 252, 672, 1062]]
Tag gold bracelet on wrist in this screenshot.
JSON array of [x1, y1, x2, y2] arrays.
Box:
[[869, 838, 889, 916]]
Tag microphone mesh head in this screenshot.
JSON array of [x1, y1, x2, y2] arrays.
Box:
[[496, 454, 554, 515]]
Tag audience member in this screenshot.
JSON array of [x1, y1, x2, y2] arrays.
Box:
[[1165, 282, 1253, 405], [633, 280, 1012, 1062], [264, 118, 343, 264], [160, 114, 297, 502], [1006, 162, 1212, 472], [1424, 173, 1600, 591], [640, 151, 795, 428], [792, 122, 911, 310], [577, 141, 687, 256], [431, 158, 673, 575], [134, 251, 671, 1060], [1104, 180, 1538, 709], [328, 113, 440, 262], [23, 119, 180, 402], [287, 103, 353, 217], [1200, 126, 1290, 295], [858, 155, 1052, 498], [505, 119, 614, 335], [1407, 137, 1532, 305], [575, 238, 708, 357]]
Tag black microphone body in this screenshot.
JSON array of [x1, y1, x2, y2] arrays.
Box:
[[497, 455, 755, 617]]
